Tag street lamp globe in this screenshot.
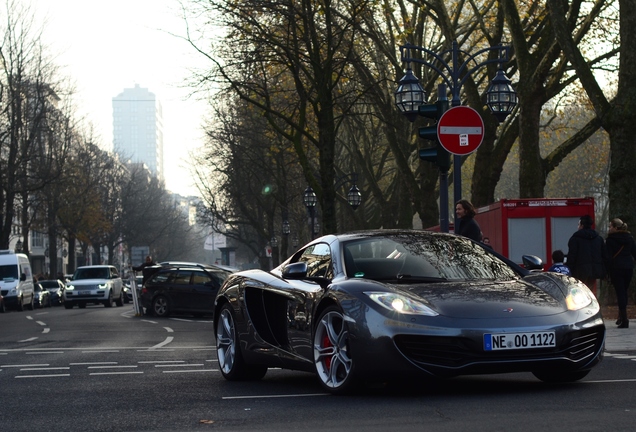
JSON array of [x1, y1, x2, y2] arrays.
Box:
[[347, 185, 362, 210], [486, 69, 518, 122], [395, 68, 427, 122], [270, 236, 278, 248], [303, 186, 317, 208], [282, 220, 290, 235]]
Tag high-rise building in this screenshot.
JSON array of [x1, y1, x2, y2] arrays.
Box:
[[112, 84, 164, 181]]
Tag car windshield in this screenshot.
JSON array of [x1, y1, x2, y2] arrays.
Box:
[[0, 264, 18, 280], [342, 233, 519, 282], [73, 268, 109, 280]]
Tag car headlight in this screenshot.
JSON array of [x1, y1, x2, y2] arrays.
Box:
[[365, 292, 439, 316], [66, 285, 74, 290], [98, 283, 107, 289], [565, 284, 593, 311]]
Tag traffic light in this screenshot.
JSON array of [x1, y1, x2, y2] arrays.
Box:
[[417, 99, 450, 170]]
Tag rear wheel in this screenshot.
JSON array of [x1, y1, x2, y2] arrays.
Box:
[[115, 290, 124, 307], [533, 370, 590, 383], [64, 302, 74, 309], [151, 295, 171, 317], [216, 303, 267, 381], [313, 306, 357, 395]]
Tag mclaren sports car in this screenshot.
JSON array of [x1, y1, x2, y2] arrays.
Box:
[[214, 230, 605, 394]]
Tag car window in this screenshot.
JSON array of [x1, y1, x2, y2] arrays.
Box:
[[343, 234, 518, 281], [298, 243, 332, 279], [149, 271, 171, 284], [0, 265, 18, 279], [192, 271, 212, 285], [169, 270, 192, 285], [74, 268, 109, 280]]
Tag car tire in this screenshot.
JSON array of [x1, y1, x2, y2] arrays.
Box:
[[115, 290, 124, 307], [151, 295, 171, 317], [79, 302, 86, 308], [16, 296, 24, 312], [26, 295, 34, 311], [64, 302, 74, 309], [104, 290, 113, 307], [313, 305, 358, 395], [216, 303, 268, 381], [0, 300, 5, 313], [533, 369, 590, 383]]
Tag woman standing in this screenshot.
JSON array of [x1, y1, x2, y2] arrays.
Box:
[[455, 199, 482, 242], [606, 218, 636, 328]]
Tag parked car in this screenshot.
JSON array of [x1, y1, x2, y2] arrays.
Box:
[[33, 283, 51, 308], [0, 250, 34, 311], [38, 279, 66, 306], [214, 229, 606, 395], [63, 265, 124, 309], [141, 263, 233, 318]]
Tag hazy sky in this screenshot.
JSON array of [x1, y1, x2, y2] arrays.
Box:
[[23, 0, 210, 196]]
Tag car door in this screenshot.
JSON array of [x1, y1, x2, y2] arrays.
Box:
[[167, 270, 194, 310], [190, 270, 219, 313]]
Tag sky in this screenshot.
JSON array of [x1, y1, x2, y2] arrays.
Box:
[[23, 0, 211, 196]]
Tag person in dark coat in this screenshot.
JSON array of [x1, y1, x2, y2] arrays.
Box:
[[132, 255, 159, 285], [566, 215, 608, 294], [606, 218, 636, 329], [455, 199, 482, 242]]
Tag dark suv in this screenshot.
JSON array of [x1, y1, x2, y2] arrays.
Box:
[[140, 263, 232, 318]]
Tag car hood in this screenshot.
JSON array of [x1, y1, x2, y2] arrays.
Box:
[[68, 279, 110, 286], [403, 278, 565, 318]]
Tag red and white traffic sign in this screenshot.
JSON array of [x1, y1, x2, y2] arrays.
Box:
[[437, 106, 485, 155]]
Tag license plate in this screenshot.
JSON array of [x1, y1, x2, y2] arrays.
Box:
[[80, 291, 91, 295], [484, 331, 555, 351]]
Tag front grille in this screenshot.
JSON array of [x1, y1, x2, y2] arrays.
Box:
[[1, 289, 7, 296], [394, 327, 604, 369]]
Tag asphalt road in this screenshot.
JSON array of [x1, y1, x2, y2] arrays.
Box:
[[1, 305, 635, 432]]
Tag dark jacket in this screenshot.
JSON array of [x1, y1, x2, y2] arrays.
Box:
[[606, 231, 636, 271], [567, 228, 608, 280], [457, 217, 482, 242]]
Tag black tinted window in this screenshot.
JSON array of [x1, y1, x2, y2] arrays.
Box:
[[299, 243, 332, 279]]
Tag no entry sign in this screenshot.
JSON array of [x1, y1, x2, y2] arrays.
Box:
[[437, 106, 485, 155]]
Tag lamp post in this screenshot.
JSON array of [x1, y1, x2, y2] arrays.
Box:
[[395, 40, 517, 232], [270, 235, 279, 267], [303, 186, 318, 240], [15, 239, 23, 253]]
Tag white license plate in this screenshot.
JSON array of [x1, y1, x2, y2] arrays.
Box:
[[80, 291, 91, 295], [484, 331, 555, 351]]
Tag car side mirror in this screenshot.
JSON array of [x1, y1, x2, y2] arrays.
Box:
[[522, 254, 544, 271], [20, 273, 26, 282], [282, 262, 308, 280]]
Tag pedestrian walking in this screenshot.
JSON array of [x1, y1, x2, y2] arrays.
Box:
[[547, 250, 570, 275], [455, 199, 482, 242], [566, 215, 608, 295], [606, 218, 636, 329]]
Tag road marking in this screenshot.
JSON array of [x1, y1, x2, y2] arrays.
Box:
[[138, 361, 185, 364], [222, 393, 329, 400], [162, 369, 218, 373], [16, 374, 71, 378], [81, 350, 120, 353], [36, 321, 46, 326], [87, 365, 138, 369], [70, 362, 118, 366], [26, 351, 64, 355], [154, 363, 204, 367], [18, 337, 38, 343], [150, 336, 174, 349], [89, 371, 144, 376], [164, 327, 174, 333], [142, 319, 158, 324], [20, 367, 70, 371], [42, 328, 50, 334], [1, 363, 49, 368], [584, 378, 636, 383], [26, 316, 33, 320]]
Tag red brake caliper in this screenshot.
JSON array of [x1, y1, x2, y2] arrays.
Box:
[[322, 334, 332, 370]]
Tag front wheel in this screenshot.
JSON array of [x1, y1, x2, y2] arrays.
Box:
[[533, 369, 590, 383], [115, 290, 124, 307], [64, 302, 74, 309], [216, 303, 267, 381], [313, 306, 357, 395], [104, 291, 113, 307]]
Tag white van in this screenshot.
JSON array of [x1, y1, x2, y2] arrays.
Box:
[[0, 250, 35, 311]]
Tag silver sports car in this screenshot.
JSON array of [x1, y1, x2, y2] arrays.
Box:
[[214, 230, 605, 394]]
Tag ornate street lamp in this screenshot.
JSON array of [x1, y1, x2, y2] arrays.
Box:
[[395, 68, 427, 122], [282, 219, 291, 235], [303, 186, 318, 240], [270, 236, 278, 248], [15, 239, 23, 252], [347, 185, 362, 210], [486, 68, 518, 122]]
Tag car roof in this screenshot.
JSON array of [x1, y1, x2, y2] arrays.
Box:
[[158, 261, 232, 272]]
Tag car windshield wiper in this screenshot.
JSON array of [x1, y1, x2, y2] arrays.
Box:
[[397, 274, 448, 283]]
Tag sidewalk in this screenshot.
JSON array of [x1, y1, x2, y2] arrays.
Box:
[[603, 319, 636, 351]]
